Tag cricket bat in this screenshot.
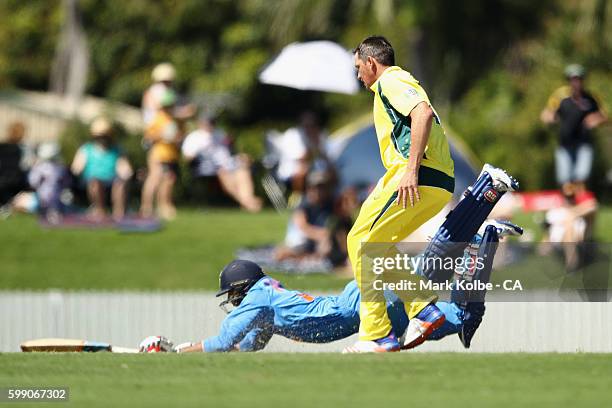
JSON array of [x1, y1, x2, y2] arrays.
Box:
[[20, 338, 139, 353]]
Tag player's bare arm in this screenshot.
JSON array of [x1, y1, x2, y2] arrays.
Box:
[[70, 148, 87, 175], [396, 101, 433, 208], [540, 108, 557, 125], [177, 343, 203, 353], [177, 342, 241, 353], [583, 110, 607, 129]]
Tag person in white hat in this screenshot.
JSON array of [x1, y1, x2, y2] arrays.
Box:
[[141, 62, 177, 126]]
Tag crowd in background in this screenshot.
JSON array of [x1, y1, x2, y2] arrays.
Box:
[[140, 62, 264, 219], [0, 62, 608, 271], [0, 63, 267, 222], [0, 62, 356, 264]]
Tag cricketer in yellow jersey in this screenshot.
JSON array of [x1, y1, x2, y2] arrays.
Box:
[[344, 36, 454, 353]]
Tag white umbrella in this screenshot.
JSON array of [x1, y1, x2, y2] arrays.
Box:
[[259, 41, 359, 95]]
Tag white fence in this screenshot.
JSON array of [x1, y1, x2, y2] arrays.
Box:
[[0, 90, 143, 144], [1, 291, 611, 353]]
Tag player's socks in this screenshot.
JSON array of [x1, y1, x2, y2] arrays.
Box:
[[400, 303, 446, 350], [342, 332, 400, 353], [420, 164, 518, 283]]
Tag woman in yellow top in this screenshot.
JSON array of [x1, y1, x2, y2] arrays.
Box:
[[140, 89, 184, 220]]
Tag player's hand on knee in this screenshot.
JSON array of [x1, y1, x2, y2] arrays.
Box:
[[397, 170, 420, 208]]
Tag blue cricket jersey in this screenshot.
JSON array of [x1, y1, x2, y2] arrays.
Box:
[[203, 277, 361, 352], [203, 277, 463, 352]]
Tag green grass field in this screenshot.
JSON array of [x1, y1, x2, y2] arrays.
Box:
[[1, 353, 611, 407], [1, 207, 611, 291], [0, 209, 351, 291], [2, 210, 612, 407]]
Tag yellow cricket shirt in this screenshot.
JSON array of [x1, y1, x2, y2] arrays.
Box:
[[370, 66, 454, 192]]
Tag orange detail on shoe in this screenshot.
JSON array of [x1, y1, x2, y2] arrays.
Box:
[[374, 346, 400, 353], [402, 314, 446, 350]]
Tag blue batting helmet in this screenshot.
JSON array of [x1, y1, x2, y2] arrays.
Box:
[[216, 260, 266, 308]]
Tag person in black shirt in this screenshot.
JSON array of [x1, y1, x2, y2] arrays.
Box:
[[275, 171, 335, 261], [541, 64, 607, 190]]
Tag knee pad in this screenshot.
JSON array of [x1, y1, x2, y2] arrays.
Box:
[[418, 226, 466, 281]]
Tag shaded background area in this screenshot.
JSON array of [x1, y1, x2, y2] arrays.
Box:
[[0, 0, 610, 197]]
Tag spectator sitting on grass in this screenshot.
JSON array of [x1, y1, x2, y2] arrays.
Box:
[[0, 121, 36, 205], [6, 121, 36, 173], [275, 112, 334, 198], [28, 142, 70, 224], [275, 171, 335, 262], [326, 186, 360, 267], [539, 183, 598, 272], [71, 118, 133, 221], [182, 114, 262, 212]]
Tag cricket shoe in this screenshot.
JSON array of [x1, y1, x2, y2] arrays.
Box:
[[400, 303, 446, 350], [479, 219, 523, 239], [342, 333, 400, 353], [479, 164, 519, 193], [458, 302, 485, 349]]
